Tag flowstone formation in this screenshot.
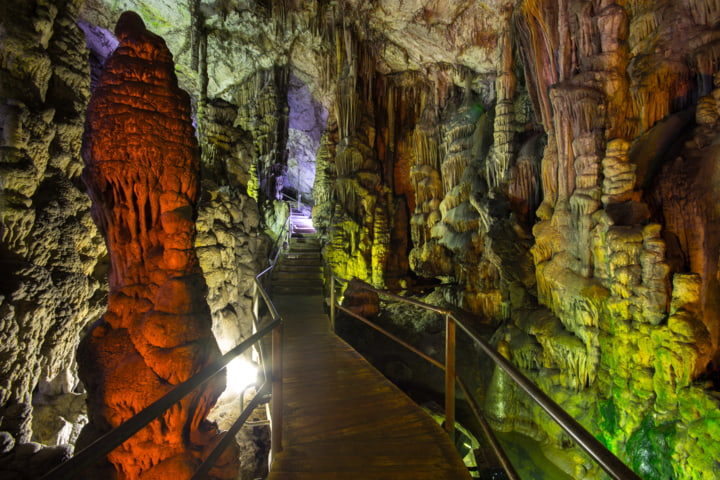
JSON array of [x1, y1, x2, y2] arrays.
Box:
[[196, 99, 266, 361], [321, 32, 398, 287], [195, 99, 270, 480], [302, 1, 720, 478], [78, 12, 234, 479], [0, 0, 107, 475], [487, 1, 720, 478]]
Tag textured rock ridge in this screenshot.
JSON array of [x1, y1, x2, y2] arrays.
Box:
[[505, 2, 720, 478], [78, 12, 232, 479], [196, 100, 266, 360], [321, 32, 397, 287], [0, 0, 106, 468], [300, 1, 720, 478], [195, 98, 270, 480]]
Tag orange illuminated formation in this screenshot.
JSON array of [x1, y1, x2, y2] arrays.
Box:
[[78, 11, 235, 479]]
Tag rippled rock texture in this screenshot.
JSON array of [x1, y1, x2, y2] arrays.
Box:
[[303, 1, 720, 478], [0, 0, 106, 468], [78, 12, 233, 479]]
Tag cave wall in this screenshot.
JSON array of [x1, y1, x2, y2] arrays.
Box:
[[510, 2, 720, 478], [0, 0, 107, 467], [196, 99, 267, 366]]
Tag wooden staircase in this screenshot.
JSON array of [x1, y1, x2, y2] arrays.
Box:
[[265, 206, 472, 479], [271, 208, 323, 295]]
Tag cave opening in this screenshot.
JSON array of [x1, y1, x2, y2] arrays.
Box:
[[284, 72, 327, 210]]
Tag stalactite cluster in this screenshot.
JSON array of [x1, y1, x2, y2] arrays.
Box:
[[321, 25, 399, 288], [509, 2, 720, 478], [235, 67, 290, 204]]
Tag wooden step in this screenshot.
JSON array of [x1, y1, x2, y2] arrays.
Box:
[[272, 270, 323, 282]]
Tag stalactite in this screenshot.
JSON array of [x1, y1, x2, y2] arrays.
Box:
[[629, 57, 691, 133], [517, 0, 560, 132], [601, 138, 635, 205], [407, 88, 444, 254], [189, 0, 201, 72], [638, 224, 671, 325], [440, 114, 475, 195], [410, 166, 442, 211], [233, 67, 288, 201], [692, 35, 720, 94], [683, 0, 720, 26], [371, 204, 390, 288], [387, 85, 395, 156], [412, 125, 440, 171], [273, 0, 287, 38], [628, 10, 657, 53], [557, 0, 571, 81], [548, 85, 604, 202], [325, 205, 369, 282], [508, 145, 540, 222]]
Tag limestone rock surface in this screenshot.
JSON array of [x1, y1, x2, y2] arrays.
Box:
[[0, 0, 106, 465]]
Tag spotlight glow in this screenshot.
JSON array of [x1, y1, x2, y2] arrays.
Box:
[[225, 357, 259, 396]]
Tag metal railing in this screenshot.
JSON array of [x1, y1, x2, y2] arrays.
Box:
[[281, 191, 306, 211], [41, 235, 288, 480], [328, 274, 642, 480], [269, 208, 292, 264], [40, 320, 281, 480]]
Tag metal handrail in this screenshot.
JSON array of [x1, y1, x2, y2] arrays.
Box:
[[42, 222, 289, 480], [39, 319, 280, 480], [328, 275, 641, 480], [253, 261, 284, 461], [281, 191, 305, 210], [269, 211, 292, 266]]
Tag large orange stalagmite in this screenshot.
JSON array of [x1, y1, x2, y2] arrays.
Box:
[[77, 12, 234, 480]]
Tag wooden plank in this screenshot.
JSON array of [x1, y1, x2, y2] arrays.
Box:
[[266, 294, 472, 480]]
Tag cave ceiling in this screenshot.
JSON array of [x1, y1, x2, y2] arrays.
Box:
[[80, 0, 507, 103]]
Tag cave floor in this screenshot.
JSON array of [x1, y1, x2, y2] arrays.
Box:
[[267, 293, 471, 480]]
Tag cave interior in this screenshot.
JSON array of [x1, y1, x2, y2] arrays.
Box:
[[1, 0, 720, 479]]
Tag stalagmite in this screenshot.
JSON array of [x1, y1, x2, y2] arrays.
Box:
[[601, 138, 635, 205], [78, 12, 233, 479]]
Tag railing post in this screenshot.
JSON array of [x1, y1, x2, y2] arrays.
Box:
[[445, 313, 456, 443], [252, 282, 259, 327], [251, 283, 259, 367], [271, 322, 283, 459], [330, 274, 336, 333]]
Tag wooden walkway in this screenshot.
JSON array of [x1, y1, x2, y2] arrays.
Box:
[[267, 293, 472, 480]]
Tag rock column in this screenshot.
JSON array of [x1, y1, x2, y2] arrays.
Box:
[[78, 12, 232, 479]]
